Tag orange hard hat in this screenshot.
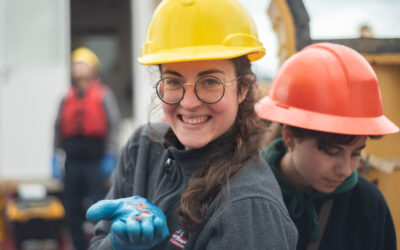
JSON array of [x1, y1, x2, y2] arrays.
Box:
[[255, 43, 399, 135]]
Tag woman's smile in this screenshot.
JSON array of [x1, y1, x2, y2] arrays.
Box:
[[179, 114, 211, 125]]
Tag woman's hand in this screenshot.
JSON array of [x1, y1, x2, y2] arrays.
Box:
[[86, 196, 169, 250]]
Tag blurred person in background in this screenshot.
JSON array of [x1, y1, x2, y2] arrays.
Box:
[[52, 47, 121, 250]]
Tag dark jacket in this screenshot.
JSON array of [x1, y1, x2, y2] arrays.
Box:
[[89, 123, 298, 250]]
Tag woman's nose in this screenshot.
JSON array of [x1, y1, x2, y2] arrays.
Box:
[[179, 86, 202, 109], [335, 156, 353, 178]]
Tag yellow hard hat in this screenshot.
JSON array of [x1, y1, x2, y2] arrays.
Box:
[[71, 47, 100, 71], [138, 0, 265, 65]]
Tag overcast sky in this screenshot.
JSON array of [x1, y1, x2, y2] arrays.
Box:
[[238, 0, 400, 79]]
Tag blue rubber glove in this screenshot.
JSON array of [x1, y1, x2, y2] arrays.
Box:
[[51, 152, 64, 181], [86, 196, 169, 250], [100, 152, 117, 179]]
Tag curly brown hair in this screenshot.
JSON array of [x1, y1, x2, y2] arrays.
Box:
[[176, 55, 268, 231]]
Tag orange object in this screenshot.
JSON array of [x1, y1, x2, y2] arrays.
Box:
[[255, 43, 399, 135], [60, 79, 108, 139]]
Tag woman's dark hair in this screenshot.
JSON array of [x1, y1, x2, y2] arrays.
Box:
[[286, 125, 381, 152], [177, 55, 268, 231]]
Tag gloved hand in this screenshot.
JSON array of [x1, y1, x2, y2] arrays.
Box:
[[100, 152, 117, 179], [86, 196, 169, 250], [51, 150, 65, 181]]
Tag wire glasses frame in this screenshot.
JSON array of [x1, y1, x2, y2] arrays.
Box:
[[154, 76, 240, 104]]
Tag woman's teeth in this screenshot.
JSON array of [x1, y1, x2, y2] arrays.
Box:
[[181, 116, 209, 124]]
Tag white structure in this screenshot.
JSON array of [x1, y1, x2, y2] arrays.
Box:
[[0, 0, 156, 181]]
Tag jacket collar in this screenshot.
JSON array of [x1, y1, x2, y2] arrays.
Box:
[[163, 126, 235, 176]]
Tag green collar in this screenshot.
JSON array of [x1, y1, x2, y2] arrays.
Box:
[[260, 137, 358, 241]]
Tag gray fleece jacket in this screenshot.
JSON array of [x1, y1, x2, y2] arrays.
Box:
[[89, 123, 298, 250]]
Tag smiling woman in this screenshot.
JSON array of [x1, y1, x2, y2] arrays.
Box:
[[160, 59, 243, 149], [85, 0, 298, 250]]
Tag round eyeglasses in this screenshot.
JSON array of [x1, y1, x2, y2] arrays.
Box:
[[155, 76, 237, 104]]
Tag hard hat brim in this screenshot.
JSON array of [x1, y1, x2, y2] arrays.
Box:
[[255, 97, 399, 135], [138, 46, 265, 65]]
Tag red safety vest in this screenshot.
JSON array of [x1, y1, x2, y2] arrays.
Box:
[[60, 80, 108, 139]]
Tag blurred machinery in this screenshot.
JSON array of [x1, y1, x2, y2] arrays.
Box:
[[3, 184, 64, 250]]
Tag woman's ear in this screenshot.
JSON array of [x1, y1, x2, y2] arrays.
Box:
[[237, 75, 252, 104], [238, 85, 249, 104], [282, 125, 294, 149]]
